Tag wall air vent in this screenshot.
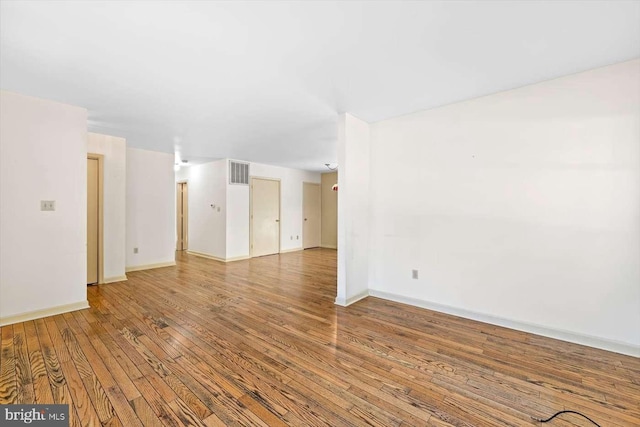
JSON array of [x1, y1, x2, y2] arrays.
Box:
[[229, 160, 249, 185]]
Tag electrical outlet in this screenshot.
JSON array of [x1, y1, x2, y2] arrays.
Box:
[[40, 200, 55, 211], [133, 247, 139, 254], [296, 235, 299, 240], [412, 269, 419, 279]]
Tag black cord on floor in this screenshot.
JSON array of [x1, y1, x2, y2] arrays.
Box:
[[532, 410, 601, 426]]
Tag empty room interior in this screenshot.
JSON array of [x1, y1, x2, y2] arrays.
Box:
[[1, 1, 639, 426]]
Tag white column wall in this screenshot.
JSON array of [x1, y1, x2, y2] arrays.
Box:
[[125, 148, 176, 269], [336, 113, 371, 306]]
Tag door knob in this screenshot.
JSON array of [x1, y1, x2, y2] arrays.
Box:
[[275, 219, 279, 222], [304, 218, 307, 221]]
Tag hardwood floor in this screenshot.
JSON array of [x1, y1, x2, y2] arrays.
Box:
[[1, 248, 639, 426]]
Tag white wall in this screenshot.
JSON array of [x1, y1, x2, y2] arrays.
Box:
[[126, 148, 176, 269], [87, 132, 126, 280], [185, 159, 227, 259], [180, 159, 320, 260], [366, 60, 640, 354], [226, 166, 248, 259], [0, 91, 89, 323], [226, 161, 321, 259], [336, 114, 371, 305], [175, 166, 190, 182]]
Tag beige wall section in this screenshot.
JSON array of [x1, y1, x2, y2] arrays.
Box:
[[321, 172, 338, 248]]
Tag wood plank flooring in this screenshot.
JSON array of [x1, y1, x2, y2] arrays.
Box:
[[1, 249, 639, 426]]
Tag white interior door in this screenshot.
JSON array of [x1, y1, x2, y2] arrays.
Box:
[[303, 183, 321, 249], [251, 178, 280, 257]]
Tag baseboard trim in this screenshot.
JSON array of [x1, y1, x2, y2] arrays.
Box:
[[102, 275, 128, 284], [320, 245, 337, 249], [280, 248, 303, 254], [125, 261, 176, 273], [187, 250, 250, 263], [335, 290, 369, 307], [226, 255, 251, 262], [188, 250, 225, 262], [0, 300, 90, 327], [368, 290, 640, 357]]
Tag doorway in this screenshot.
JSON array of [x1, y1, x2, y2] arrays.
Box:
[[303, 182, 321, 249], [251, 177, 280, 257], [87, 154, 103, 285], [176, 182, 188, 251]]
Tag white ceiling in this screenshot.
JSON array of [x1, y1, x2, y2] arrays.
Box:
[[1, 1, 639, 171]]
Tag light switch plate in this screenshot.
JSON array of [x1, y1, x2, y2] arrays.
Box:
[[41, 200, 55, 211]]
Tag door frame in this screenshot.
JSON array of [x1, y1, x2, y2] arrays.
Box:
[[87, 153, 104, 284], [176, 181, 188, 251], [302, 181, 321, 249], [249, 176, 281, 258]]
